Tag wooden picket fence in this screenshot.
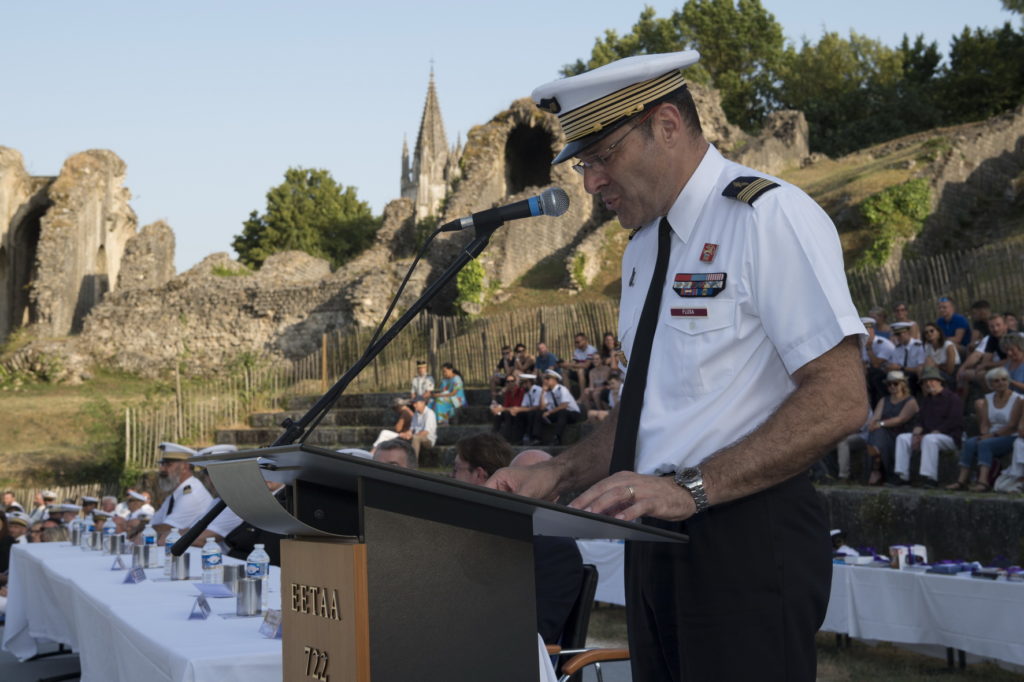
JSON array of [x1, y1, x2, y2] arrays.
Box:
[[846, 237, 1024, 326], [121, 302, 619, 469]]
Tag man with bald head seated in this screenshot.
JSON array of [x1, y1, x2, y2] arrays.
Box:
[[453, 434, 583, 644]]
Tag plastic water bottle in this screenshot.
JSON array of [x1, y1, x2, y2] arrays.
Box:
[[245, 543, 271, 609], [201, 537, 224, 584], [163, 528, 180, 576], [101, 516, 117, 551], [141, 523, 157, 546]]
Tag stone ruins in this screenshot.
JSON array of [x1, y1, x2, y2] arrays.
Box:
[[2, 73, 1022, 380]]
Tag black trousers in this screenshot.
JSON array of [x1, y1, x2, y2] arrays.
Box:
[[625, 474, 831, 682], [527, 409, 583, 444]]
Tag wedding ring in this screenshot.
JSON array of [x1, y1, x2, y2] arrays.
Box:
[[626, 486, 635, 501]]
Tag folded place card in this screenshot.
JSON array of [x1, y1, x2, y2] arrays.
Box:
[[189, 595, 212, 620], [111, 556, 127, 571], [124, 567, 147, 584], [259, 609, 283, 639]]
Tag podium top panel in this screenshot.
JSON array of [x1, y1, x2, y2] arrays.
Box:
[[192, 444, 686, 544]]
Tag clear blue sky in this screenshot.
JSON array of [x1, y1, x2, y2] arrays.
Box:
[[1, 1, 1017, 272]]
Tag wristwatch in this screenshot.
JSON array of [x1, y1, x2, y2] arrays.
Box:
[[673, 466, 710, 514]]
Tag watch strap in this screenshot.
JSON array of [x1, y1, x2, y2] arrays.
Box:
[[674, 467, 710, 514]]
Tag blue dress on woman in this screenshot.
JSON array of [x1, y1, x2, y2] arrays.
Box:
[[434, 374, 466, 424]]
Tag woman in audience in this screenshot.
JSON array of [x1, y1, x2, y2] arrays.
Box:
[[1002, 333, 1024, 394], [579, 332, 618, 410], [864, 371, 919, 485], [892, 302, 920, 339], [922, 322, 959, 381], [434, 363, 466, 425], [947, 367, 1023, 491]]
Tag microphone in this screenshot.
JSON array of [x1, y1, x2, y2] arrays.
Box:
[[440, 187, 569, 232]]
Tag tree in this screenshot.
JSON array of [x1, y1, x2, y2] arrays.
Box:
[[777, 31, 909, 156], [561, 1, 786, 131], [1003, 0, 1024, 14], [938, 23, 1024, 125], [233, 168, 379, 269]]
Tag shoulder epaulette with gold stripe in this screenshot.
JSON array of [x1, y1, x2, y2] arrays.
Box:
[[722, 176, 779, 205]]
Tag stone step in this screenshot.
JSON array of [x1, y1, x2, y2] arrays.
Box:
[[284, 388, 493, 411], [248, 405, 494, 428]]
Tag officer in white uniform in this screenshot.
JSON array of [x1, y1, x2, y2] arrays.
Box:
[[150, 442, 214, 537], [487, 50, 866, 681], [534, 369, 583, 445]]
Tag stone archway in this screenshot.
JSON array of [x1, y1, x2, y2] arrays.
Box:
[[504, 124, 554, 195], [8, 200, 45, 337]]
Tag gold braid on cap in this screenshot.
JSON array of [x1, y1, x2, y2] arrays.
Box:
[[559, 69, 687, 143]]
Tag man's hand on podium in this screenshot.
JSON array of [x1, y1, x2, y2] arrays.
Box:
[[485, 461, 560, 502]]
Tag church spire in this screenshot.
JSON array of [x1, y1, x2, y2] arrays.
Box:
[[401, 67, 452, 221]]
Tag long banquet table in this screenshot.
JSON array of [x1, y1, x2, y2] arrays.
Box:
[[3, 541, 283, 682], [821, 562, 1024, 668]]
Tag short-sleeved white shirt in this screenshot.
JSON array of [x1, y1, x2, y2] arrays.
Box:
[[150, 475, 214, 529], [521, 384, 544, 408], [863, 335, 895, 364], [572, 345, 597, 363], [892, 339, 926, 368], [544, 383, 581, 413], [618, 145, 863, 475], [204, 499, 245, 539]]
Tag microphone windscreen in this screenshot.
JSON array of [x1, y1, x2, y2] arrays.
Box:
[[540, 187, 570, 217]]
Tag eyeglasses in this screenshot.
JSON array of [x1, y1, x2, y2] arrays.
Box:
[[571, 107, 658, 175], [886, 382, 903, 387]]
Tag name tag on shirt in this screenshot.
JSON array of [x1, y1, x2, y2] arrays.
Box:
[[671, 308, 708, 317], [673, 273, 726, 297]]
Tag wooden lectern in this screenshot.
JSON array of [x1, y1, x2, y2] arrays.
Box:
[[193, 444, 686, 682]]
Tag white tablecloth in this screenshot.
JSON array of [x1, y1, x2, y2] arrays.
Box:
[[822, 562, 1024, 667], [576, 539, 626, 606], [4, 542, 559, 682], [3, 542, 282, 682]]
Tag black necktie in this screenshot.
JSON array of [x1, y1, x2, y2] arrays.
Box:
[[609, 217, 673, 475], [167, 493, 175, 516]]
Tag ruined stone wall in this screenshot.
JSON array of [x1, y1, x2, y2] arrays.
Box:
[[0, 148, 36, 340], [32, 150, 137, 336], [915, 105, 1024, 254], [117, 220, 176, 291]]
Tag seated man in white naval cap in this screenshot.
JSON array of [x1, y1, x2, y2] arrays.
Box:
[[149, 442, 214, 543], [80, 495, 99, 518], [488, 50, 866, 681], [28, 490, 53, 524]]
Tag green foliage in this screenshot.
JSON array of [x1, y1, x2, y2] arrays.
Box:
[[233, 167, 380, 269], [570, 253, 588, 288], [857, 179, 932, 267], [211, 263, 252, 277], [940, 24, 1024, 125], [455, 258, 487, 312], [917, 137, 952, 164], [1003, 0, 1024, 15], [561, 1, 785, 131]]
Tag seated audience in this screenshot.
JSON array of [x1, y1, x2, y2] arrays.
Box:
[[513, 343, 535, 377], [868, 306, 892, 338], [892, 302, 920, 339], [373, 397, 414, 447], [560, 333, 597, 396], [497, 374, 544, 444], [489, 345, 516, 401], [28, 490, 53, 524], [936, 296, 972, 357], [451, 433, 583, 644], [491, 373, 526, 439], [0, 511, 12, 573], [28, 522, 44, 542], [373, 438, 418, 469], [433, 363, 466, 425], [968, 299, 993, 351], [531, 369, 583, 446], [408, 395, 437, 460], [998, 434, 1024, 493], [80, 495, 98, 517], [579, 332, 618, 411], [149, 442, 215, 542], [922, 322, 960, 383], [1002, 333, 1024, 394], [410, 360, 435, 401], [861, 317, 895, 405], [7, 513, 29, 543], [958, 313, 1008, 394], [885, 322, 926, 391], [1004, 312, 1020, 333], [865, 371, 918, 485], [836, 407, 872, 483], [2, 491, 23, 514], [947, 367, 1022, 491], [586, 373, 623, 421], [534, 342, 559, 375], [892, 367, 964, 487]]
